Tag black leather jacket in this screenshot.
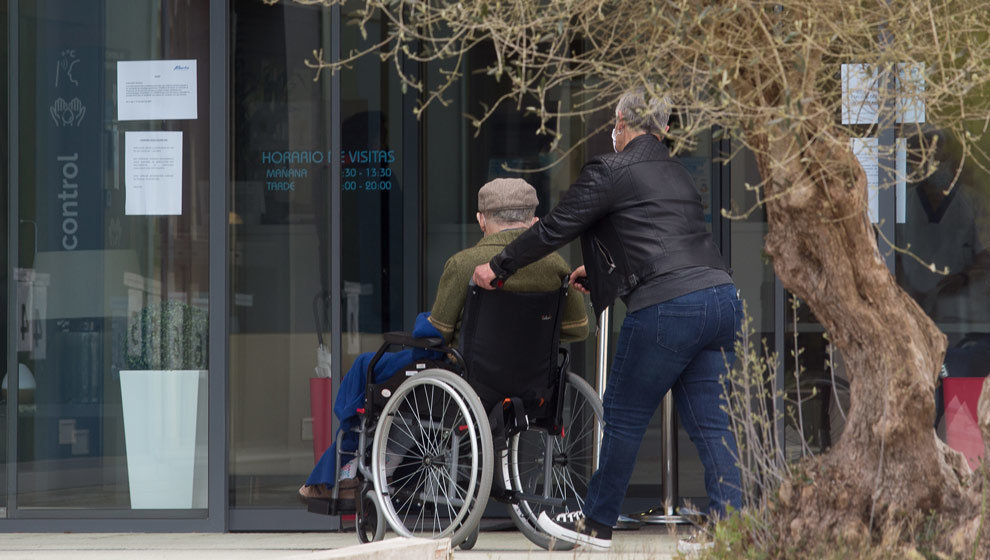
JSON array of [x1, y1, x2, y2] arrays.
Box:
[[490, 134, 727, 316]]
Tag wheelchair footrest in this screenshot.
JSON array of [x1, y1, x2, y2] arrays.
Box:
[[305, 497, 356, 516], [510, 492, 566, 508]]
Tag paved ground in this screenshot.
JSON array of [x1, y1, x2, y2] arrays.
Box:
[[0, 525, 685, 559]]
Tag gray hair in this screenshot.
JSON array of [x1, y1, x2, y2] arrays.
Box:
[[483, 207, 535, 225], [616, 89, 672, 135]]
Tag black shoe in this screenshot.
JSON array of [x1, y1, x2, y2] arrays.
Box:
[[537, 511, 612, 551], [613, 514, 644, 531]]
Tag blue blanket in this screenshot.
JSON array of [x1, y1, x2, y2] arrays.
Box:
[[305, 312, 444, 487]]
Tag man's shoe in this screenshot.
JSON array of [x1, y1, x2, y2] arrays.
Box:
[[537, 511, 612, 551], [337, 477, 361, 491], [298, 483, 333, 500], [335, 485, 356, 501], [298, 482, 355, 502]]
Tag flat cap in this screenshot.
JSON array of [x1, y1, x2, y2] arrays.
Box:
[[477, 178, 539, 212]]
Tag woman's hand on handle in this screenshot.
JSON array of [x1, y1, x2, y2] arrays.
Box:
[[569, 265, 590, 294], [473, 263, 499, 290]]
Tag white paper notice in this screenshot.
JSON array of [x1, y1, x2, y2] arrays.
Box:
[[117, 60, 197, 121], [125, 131, 183, 215], [851, 137, 879, 223], [841, 62, 926, 125], [897, 63, 926, 124], [842, 64, 879, 125]]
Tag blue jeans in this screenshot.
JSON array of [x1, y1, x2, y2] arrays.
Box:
[[583, 284, 743, 525]]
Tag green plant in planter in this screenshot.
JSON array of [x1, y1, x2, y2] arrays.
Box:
[[125, 300, 208, 370]]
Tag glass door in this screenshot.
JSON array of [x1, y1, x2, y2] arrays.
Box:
[[1, 0, 8, 518], [895, 129, 990, 446], [228, 0, 335, 515], [895, 130, 990, 360], [228, 0, 420, 530], [7, 0, 212, 518]]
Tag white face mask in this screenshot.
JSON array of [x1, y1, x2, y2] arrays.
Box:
[[611, 127, 618, 152]]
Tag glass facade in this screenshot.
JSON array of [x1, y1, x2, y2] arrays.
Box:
[[228, 0, 333, 509], [897, 131, 990, 366], [6, 0, 212, 517], [0, 0, 983, 531], [897, 129, 990, 446]]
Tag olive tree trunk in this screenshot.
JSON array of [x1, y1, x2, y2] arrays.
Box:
[[750, 123, 987, 553]]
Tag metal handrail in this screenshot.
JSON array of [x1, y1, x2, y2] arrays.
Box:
[[592, 308, 610, 470]]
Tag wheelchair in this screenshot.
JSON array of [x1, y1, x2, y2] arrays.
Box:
[[329, 279, 603, 550]]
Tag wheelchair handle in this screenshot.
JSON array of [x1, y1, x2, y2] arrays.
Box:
[[468, 278, 504, 289]]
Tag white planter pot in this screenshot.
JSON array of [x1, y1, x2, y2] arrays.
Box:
[[120, 369, 208, 509]]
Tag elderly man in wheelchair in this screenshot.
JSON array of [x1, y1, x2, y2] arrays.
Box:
[[300, 179, 601, 549]]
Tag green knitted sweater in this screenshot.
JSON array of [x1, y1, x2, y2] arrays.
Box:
[[428, 229, 590, 347]]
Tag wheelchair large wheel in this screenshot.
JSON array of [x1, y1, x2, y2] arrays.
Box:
[[504, 373, 603, 550], [371, 369, 493, 547], [417, 369, 495, 545]]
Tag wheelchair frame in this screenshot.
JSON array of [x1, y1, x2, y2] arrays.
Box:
[[315, 281, 603, 550]]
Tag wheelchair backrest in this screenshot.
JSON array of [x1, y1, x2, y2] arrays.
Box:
[[457, 279, 568, 411]]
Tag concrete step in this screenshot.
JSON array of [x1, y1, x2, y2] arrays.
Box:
[[281, 537, 451, 560]]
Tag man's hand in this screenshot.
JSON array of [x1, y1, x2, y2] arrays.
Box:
[[473, 263, 498, 290], [569, 265, 590, 294]]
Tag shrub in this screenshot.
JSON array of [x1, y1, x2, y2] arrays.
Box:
[[125, 300, 208, 370]]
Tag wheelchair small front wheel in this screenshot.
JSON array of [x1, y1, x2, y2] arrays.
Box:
[[459, 526, 480, 550], [356, 489, 385, 543]]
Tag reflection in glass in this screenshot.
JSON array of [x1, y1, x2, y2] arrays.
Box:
[[897, 131, 990, 344], [338, 6, 411, 372], [14, 0, 210, 510], [422, 44, 592, 371], [726, 149, 841, 461], [1, 0, 8, 513], [229, 0, 333, 507], [896, 129, 990, 439]]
